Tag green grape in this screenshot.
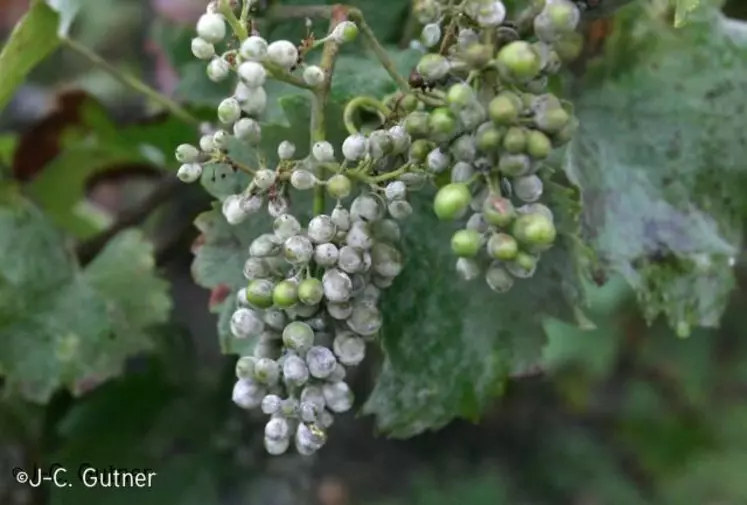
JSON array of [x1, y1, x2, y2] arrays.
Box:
[[486, 233, 519, 261], [246, 279, 275, 309], [526, 129, 552, 159], [298, 278, 324, 305], [451, 229, 482, 257], [428, 107, 458, 140], [488, 92, 522, 125], [327, 174, 352, 199], [433, 183, 472, 220], [483, 194, 516, 227], [512, 213, 557, 247], [485, 264, 514, 292], [496, 41, 542, 82], [503, 127, 528, 153], [272, 280, 299, 308]]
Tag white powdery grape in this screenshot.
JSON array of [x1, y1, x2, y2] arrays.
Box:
[[330, 20, 359, 44], [212, 129, 230, 150], [457, 28, 479, 49], [513, 175, 543, 202], [295, 422, 325, 455], [249, 234, 280, 257], [451, 161, 475, 183], [303, 65, 325, 86], [263, 310, 287, 331], [350, 194, 381, 222], [333, 332, 366, 366], [239, 192, 263, 215], [240, 35, 268, 61], [199, 134, 215, 153], [222, 195, 249, 225], [177, 163, 202, 183], [301, 385, 326, 413], [207, 57, 230, 82], [420, 22, 442, 48], [518, 203, 554, 222], [455, 257, 481, 281], [291, 169, 316, 190], [371, 219, 401, 243], [265, 437, 290, 455], [196, 13, 226, 44], [238, 61, 267, 88], [240, 86, 267, 116], [232, 378, 266, 409], [265, 416, 291, 442], [230, 308, 265, 339], [322, 382, 354, 413], [312, 141, 335, 162], [254, 169, 277, 190], [217, 97, 241, 124], [341, 133, 368, 161], [466, 212, 488, 233], [254, 357, 280, 385], [282, 355, 310, 386], [368, 130, 393, 159], [371, 243, 403, 277], [307, 215, 336, 243], [306, 346, 338, 379], [328, 363, 346, 383], [426, 148, 450, 173], [506, 256, 538, 279], [322, 268, 353, 302], [244, 257, 269, 279], [273, 214, 302, 240], [384, 181, 406, 201], [337, 246, 364, 274], [282, 321, 315, 353], [345, 221, 374, 249], [277, 140, 296, 160], [387, 200, 413, 220], [267, 40, 299, 70], [191, 37, 215, 60], [300, 402, 319, 423], [314, 243, 339, 267], [346, 300, 383, 336], [327, 301, 353, 320], [267, 196, 290, 217], [319, 410, 335, 428], [476, 0, 507, 27], [232, 118, 261, 145], [283, 235, 314, 264], [452, 135, 477, 162], [486, 264, 515, 292], [331, 206, 351, 230], [388, 125, 410, 153], [235, 356, 255, 379]]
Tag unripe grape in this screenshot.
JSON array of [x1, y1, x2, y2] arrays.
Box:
[[482, 195, 516, 227], [518, 203, 554, 223], [240, 35, 268, 61], [238, 61, 267, 87], [322, 381, 354, 413], [488, 91, 522, 125], [496, 41, 542, 82], [451, 161, 475, 183], [232, 378, 266, 409], [350, 194, 382, 222], [416, 53, 450, 81], [254, 358, 280, 385], [345, 221, 375, 249], [451, 229, 482, 257], [533, 13, 557, 43], [553, 31, 584, 62], [282, 355, 310, 386], [267, 40, 299, 69], [426, 148, 450, 173], [314, 243, 339, 266], [301, 385, 326, 413], [261, 394, 282, 415], [535, 107, 571, 134], [346, 300, 383, 336], [456, 257, 481, 281], [298, 278, 324, 305], [498, 153, 531, 177], [526, 129, 552, 159], [503, 127, 528, 153], [272, 280, 298, 308], [485, 264, 514, 292], [388, 125, 410, 153], [283, 235, 314, 265], [408, 139, 433, 162], [512, 213, 557, 246], [545, 0, 580, 33], [420, 22, 442, 47], [233, 118, 262, 144], [476, 125, 503, 153], [428, 107, 458, 141], [342, 133, 368, 161], [199, 134, 215, 153], [277, 140, 296, 160], [447, 83, 475, 109], [177, 163, 202, 183], [273, 214, 302, 240], [222, 194, 249, 225], [459, 102, 488, 130], [306, 346, 338, 379], [252, 170, 276, 191], [330, 20, 359, 43], [513, 175, 543, 202], [404, 112, 430, 138], [230, 308, 265, 339], [246, 279, 275, 309], [506, 251, 539, 278], [207, 57, 230, 81], [303, 65, 325, 86], [235, 356, 256, 379], [196, 13, 226, 44], [282, 321, 314, 353], [253, 342, 279, 361], [323, 268, 353, 302], [239, 86, 267, 116], [265, 437, 290, 456], [191, 37, 215, 60], [433, 183, 471, 220], [487, 233, 519, 261], [312, 141, 335, 162], [552, 115, 579, 147], [308, 214, 336, 243], [452, 134, 477, 162]]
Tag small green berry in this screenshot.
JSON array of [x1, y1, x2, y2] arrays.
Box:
[[536, 107, 571, 134], [498, 154, 531, 177], [409, 139, 435, 162], [486, 233, 519, 261], [433, 183, 472, 220], [461, 42, 493, 69], [553, 32, 584, 62], [446, 83, 475, 109], [272, 280, 298, 308], [476, 125, 503, 153], [503, 127, 528, 153], [428, 107, 458, 140], [416, 53, 450, 81], [246, 279, 275, 309], [512, 213, 557, 247], [496, 41, 542, 83], [527, 130, 552, 159], [488, 92, 521, 125], [451, 229, 482, 257], [298, 278, 324, 305], [175, 143, 200, 163], [482, 195, 516, 227], [327, 174, 352, 199], [506, 251, 539, 278], [404, 112, 431, 138]]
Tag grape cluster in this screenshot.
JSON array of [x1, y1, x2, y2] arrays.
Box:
[[175, 0, 583, 455]]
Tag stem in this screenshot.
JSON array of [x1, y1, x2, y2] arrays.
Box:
[[342, 96, 392, 134], [240, 0, 251, 25], [219, 0, 248, 41], [358, 164, 413, 184], [61, 37, 199, 126]]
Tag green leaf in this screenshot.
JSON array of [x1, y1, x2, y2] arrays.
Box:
[[674, 0, 705, 28], [361, 176, 588, 437], [330, 47, 421, 102], [46, 0, 85, 35], [563, 9, 746, 334], [0, 1, 61, 112], [0, 185, 171, 402]]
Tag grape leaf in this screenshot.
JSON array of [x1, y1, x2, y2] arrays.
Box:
[[45, 0, 85, 35], [362, 175, 590, 437], [0, 0, 61, 111], [674, 0, 704, 28], [563, 9, 746, 335], [330, 48, 422, 103], [0, 184, 171, 402]]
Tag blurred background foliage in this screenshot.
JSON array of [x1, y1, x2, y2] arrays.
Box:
[[1, 0, 747, 504]]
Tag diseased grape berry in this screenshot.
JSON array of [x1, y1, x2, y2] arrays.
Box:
[[434, 183, 471, 220]]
